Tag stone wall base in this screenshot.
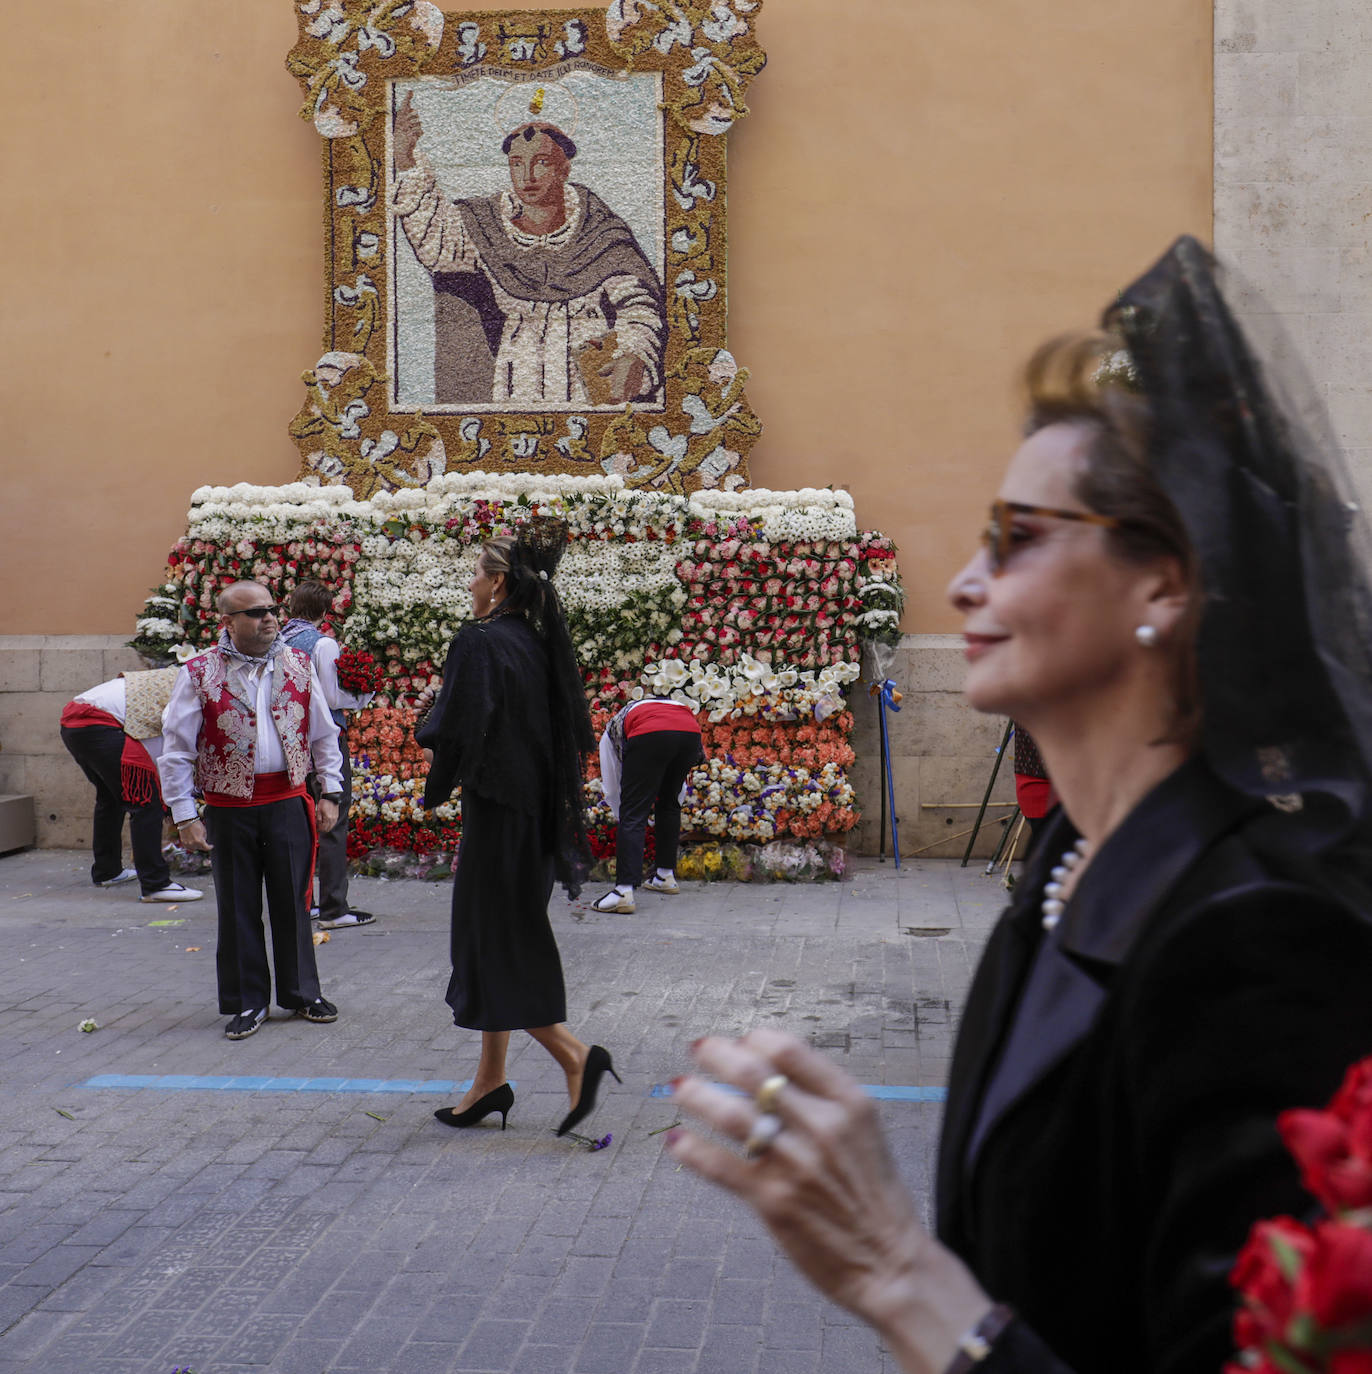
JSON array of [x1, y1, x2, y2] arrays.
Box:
[[849, 635, 1018, 860], [0, 636, 150, 849], [0, 633, 1015, 861]]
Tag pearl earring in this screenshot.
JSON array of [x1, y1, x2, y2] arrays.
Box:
[[1135, 624, 1159, 648]]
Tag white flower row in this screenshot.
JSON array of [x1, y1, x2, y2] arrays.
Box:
[[557, 542, 681, 617], [635, 653, 860, 720], [183, 475, 858, 543]]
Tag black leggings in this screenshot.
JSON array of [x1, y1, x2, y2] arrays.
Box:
[[60, 723, 170, 895], [615, 730, 703, 887]]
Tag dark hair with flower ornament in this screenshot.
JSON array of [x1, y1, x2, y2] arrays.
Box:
[[479, 517, 594, 895]]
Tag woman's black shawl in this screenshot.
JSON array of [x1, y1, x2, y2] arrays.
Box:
[[418, 613, 591, 897]]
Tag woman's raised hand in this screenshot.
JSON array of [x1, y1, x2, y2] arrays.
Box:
[[667, 1028, 991, 1374]]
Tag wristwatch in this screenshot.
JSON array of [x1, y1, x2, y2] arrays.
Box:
[[320, 793, 343, 803], [945, 1306, 1016, 1373]]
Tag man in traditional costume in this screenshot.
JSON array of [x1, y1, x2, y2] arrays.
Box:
[[392, 93, 666, 407], [59, 667, 202, 903], [159, 582, 344, 1041], [280, 580, 376, 930]]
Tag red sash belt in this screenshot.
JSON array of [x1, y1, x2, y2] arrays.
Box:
[[120, 737, 162, 807], [204, 772, 307, 808], [61, 702, 163, 807], [204, 772, 318, 907], [60, 702, 121, 731]]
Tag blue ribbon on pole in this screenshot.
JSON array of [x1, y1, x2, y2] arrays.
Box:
[[875, 678, 902, 868]]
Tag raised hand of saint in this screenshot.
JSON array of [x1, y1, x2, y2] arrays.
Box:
[[394, 90, 423, 173]]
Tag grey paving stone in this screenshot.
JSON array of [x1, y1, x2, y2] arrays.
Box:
[[266, 1336, 346, 1373], [574, 1321, 645, 1374], [645, 1296, 709, 1348], [404, 1341, 467, 1374], [512, 1344, 577, 1374], [632, 1349, 701, 1374], [823, 1321, 888, 1371], [553, 1256, 616, 1299], [12, 1242, 103, 1288], [659, 1257, 717, 1301], [458, 1318, 532, 1368], [527, 1294, 597, 1346], [711, 1277, 768, 1326], [696, 1323, 764, 1373], [756, 1346, 821, 1374]]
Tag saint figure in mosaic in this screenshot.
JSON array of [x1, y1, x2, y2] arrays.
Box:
[[392, 90, 666, 409]]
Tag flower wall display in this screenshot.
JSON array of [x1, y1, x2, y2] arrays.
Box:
[[134, 473, 904, 872]]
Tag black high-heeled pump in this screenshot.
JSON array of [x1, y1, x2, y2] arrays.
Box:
[[434, 1082, 513, 1130], [556, 1045, 621, 1138]]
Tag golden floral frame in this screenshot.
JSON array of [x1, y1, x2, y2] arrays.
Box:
[[286, 0, 765, 497]]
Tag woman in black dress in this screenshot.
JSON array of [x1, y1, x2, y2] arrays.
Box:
[[665, 240, 1372, 1372], [417, 521, 618, 1136]]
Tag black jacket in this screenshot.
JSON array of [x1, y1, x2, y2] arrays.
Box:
[[417, 615, 551, 816], [936, 759, 1372, 1374]]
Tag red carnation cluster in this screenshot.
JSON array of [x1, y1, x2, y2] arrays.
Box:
[[672, 526, 864, 670], [347, 818, 460, 858], [1228, 1057, 1372, 1373]]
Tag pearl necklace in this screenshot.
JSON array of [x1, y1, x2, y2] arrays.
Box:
[[1041, 838, 1091, 930]]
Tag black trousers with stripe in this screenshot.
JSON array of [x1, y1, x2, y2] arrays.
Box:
[[206, 797, 322, 1015]]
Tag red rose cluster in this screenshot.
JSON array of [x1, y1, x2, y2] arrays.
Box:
[[1228, 1056, 1372, 1373]]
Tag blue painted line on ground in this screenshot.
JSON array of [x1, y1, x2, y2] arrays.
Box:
[[79, 1073, 945, 1102], [864, 1085, 947, 1102], [81, 1074, 479, 1094]]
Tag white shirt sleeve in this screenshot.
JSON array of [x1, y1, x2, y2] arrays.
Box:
[[307, 666, 344, 793], [599, 727, 622, 820], [313, 636, 374, 713], [73, 677, 128, 721], [157, 667, 203, 825]]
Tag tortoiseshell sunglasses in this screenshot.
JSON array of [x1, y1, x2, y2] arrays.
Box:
[[982, 500, 1123, 574]]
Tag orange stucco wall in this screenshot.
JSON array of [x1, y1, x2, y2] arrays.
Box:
[[0, 0, 1210, 635]]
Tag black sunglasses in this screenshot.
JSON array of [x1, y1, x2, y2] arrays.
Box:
[[982, 500, 1122, 574], [227, 605, 281, 620]]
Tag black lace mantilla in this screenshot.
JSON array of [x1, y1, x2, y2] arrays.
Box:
[[419, 519, 594, 899], [1110, 237, 1372, 857]]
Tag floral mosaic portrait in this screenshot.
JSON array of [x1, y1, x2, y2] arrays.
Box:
[[288, 2, 767, 495], [390, 67, 667, 414]]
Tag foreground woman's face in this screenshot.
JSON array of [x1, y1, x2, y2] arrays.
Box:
[[946, 423, 1153, 721]]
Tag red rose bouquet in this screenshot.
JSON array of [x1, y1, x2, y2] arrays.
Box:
[[1228, 1056, 1372, 1372], [336, 645, 385, 695]]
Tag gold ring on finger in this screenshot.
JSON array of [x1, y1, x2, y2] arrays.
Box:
[[743, 1112, 783, 1159], [753, 1073, 788, 1114]]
